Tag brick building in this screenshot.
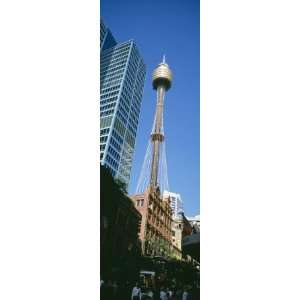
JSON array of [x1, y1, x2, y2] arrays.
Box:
[[131, 185, 173, 258]]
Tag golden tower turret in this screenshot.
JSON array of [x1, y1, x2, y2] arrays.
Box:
[[152, 55, 173, 90]]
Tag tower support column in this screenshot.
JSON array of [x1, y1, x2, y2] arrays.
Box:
[[150, 85, 166, 187]]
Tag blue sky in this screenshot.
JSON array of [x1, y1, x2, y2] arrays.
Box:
[[102, 0, 199, 217]]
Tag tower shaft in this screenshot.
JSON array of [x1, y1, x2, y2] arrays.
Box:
[[150, 86, 165, 187]]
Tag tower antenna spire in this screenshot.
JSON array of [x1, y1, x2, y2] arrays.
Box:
[[162, 54, 166, 64]]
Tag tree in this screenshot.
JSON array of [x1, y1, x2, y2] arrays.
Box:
[[100, 165, 142, 281]]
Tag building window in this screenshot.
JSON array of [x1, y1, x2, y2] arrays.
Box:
[[172, 230, 175, 236], [140, 199, 144, 206], [136, 200, 140, 206]]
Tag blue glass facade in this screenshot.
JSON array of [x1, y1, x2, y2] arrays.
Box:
[[100, 19, 117, 52], [100, 21, 146, 188]]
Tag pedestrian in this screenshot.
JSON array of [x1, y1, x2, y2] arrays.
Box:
[[132, 283, 142, 300], [141, 287, 154, 300], [182, 287, 189, 300], [160, 287, 168, 300], [100, 280, 106, 299], [166, 287, 173, 299], [147, 286, 154, 299], [171, 289, 176, 300]]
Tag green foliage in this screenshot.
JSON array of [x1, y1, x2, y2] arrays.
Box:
[[100, 165, 133, 212], [114, 177, 127, 194]]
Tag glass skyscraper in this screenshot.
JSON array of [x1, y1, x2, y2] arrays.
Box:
[[101, 19, 117, 52], [100, 20, 146, 188]]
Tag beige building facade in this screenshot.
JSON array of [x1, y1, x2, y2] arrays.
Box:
[[170, 211, 194, 260]]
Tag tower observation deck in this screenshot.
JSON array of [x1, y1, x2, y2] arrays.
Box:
[[136, 56, 173, 194]]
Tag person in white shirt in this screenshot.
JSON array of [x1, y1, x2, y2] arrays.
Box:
[[160, 287, 168, 300], [182, 288, 189, 300], [132, 283, 141, 300], [146, 287, 154, 299], [166, 288, 173, 299]]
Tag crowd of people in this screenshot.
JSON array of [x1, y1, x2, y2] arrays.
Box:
[[100, 279, 200, 300], [131, 282, 199, 300]]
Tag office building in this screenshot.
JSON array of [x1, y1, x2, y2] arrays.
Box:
[[100, 19, 117, 52], [100, 20, 146, 188]]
